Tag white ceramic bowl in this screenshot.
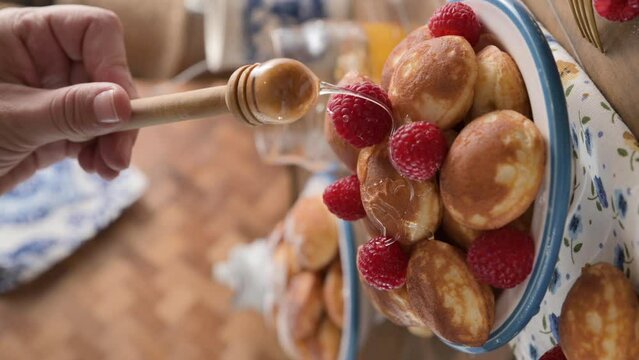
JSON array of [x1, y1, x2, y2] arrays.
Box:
[[342, 0, 572, 355], [319, 0, 571, 356], [436, 0, 571, 353]]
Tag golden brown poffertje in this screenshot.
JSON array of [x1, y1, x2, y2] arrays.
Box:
[[406, 240, 494, 346], [441, 110, 545, 231], [358, 143, 442, 245], [381, 24, 433, 91], [323, 261, 345, 329], [270, 195, 346, 360], [363, 283, 425, 328], [280, 272, 324, 341], [285, 196, 339, 271], [471, 45, 531, 119], [388, 35, 477, 130], [560, 263, 639, 360]]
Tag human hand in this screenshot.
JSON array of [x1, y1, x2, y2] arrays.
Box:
[[0, 5, 138, 194]]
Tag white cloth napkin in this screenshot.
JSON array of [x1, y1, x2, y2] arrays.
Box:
[[0, 159, 146, 292], [512, 30, 639, 359]]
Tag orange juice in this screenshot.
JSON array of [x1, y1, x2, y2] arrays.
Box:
[[361, 22, 406, 83]]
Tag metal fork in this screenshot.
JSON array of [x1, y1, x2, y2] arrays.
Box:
[[568, 0, 604, 52]]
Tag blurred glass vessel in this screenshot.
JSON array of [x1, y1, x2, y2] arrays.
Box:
[[252, 0, 408, 172]]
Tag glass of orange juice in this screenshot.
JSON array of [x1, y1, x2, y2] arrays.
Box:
[[355, 0, 411, 83]]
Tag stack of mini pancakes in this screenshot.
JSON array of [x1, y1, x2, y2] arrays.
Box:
[[325, 24, 545, 347]]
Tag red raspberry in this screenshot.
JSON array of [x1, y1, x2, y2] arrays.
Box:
[[467, 227, 534, 289], [327, 81, 393, 149], [389, 121, 448, 181], [357, 236, 408, 290], [428, 2, 482, 46], [323, 175, 366, 221], [594, 0, 639, 22], [539, 345, 567, 360]]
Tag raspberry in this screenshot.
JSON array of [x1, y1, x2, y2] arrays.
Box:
[[539, 345, 567, 360], [428, 2, 482, 46], [323, 175, 366, 221], [327, 81, 393, 149], [594, 0, 639, 22], [389, 121, 448, 181], [467, 227, 534, 289], [357, 236, 408, 290]]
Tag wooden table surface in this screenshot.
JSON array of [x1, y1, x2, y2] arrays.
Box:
[[521, 0, 639, 136]]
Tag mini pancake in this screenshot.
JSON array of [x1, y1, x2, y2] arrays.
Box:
[[406, 240, 494, 346], [280, 272, 324, 340], [441, 208, 482, 250], [357, 143, 442, 245], [473, 31, 503, 53], [408, 326, 434, 338], [314, 318, 341, 360], [292, 317, 342, 360], [470, 45, 531, 119], [560, 263, 639, 360], [388, 36, 477, 129], [381, 24, 432, 90], [273, 241, 302, 282], [323, 260, 344, 328], [440, 110, 545, 230], [285, 196, 339, 270], [363, 283, 424, 327], [442, 205, 534, 250]]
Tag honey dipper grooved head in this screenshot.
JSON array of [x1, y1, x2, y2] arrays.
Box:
[[250, 58, 319, 125]]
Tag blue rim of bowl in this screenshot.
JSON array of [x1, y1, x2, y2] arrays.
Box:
[[320, 173, 360, 360], [442, 0, 572, 353], [339, 220, 359, 360]]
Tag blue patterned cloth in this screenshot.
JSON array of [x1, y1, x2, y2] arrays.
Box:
[[512, 29, 639, 359], [0, 159, 146, 292]]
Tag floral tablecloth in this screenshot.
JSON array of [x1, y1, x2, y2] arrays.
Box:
[[512, 31, 639, 359], [0, 160, 146, 293]]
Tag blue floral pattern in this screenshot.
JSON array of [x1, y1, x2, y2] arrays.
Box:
[[514, 27, 639, 360], [0, 160, 146, 292], [549, 314, 560, 343], [548, 268, 561, 294]]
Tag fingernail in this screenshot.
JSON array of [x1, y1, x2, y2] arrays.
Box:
[[94, 89, 120, 124]]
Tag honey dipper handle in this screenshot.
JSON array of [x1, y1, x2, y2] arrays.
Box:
[[122, 85, 229, 131]]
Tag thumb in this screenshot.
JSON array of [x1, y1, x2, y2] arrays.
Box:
[[34, 82, 131, 143]]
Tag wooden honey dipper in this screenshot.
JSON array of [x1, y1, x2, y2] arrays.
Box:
[[120, 58, 320, 130]]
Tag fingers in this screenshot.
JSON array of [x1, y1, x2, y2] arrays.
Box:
[[0, 142, 68, 194], [44, 6, 137, 95], [10, 8, 70, 89], [0, 155, 38, 194], [45, 6, 139, 176], [0, 7, 40, 86], [0, 81, 125, 147], [97, 130, 137, 172], [93, 145, 119, 180], [69, 61, 90, 84], [2, 6, 139, 182], [77, 140, 119, 180], [42, 82, 131, 144], [77, 141, 97, 173]]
